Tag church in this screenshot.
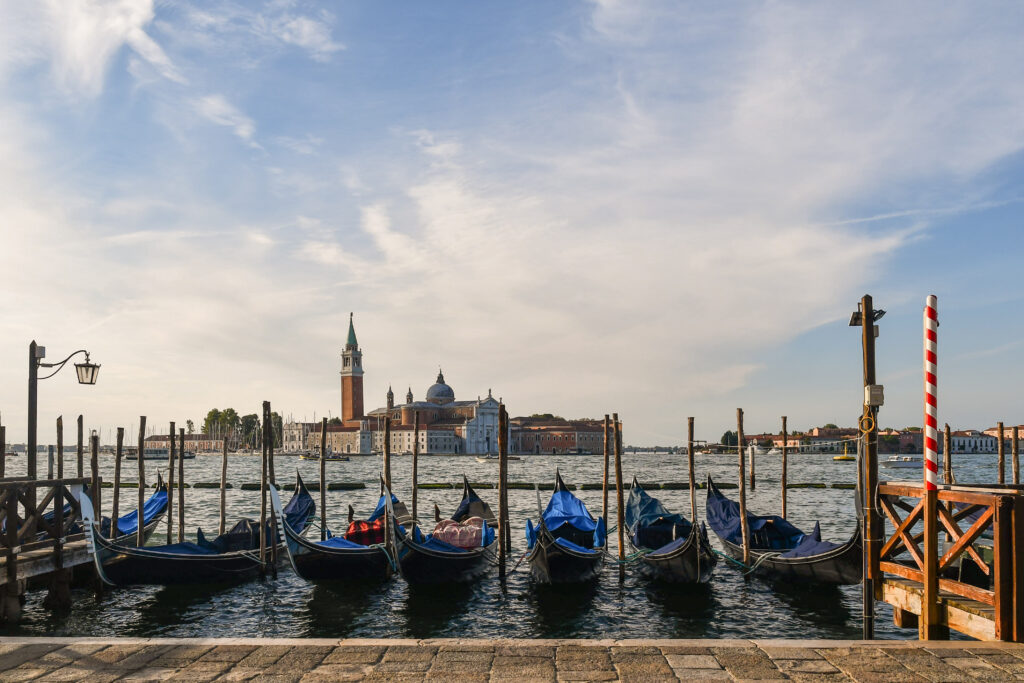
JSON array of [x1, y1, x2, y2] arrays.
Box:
[[305, 314, 503, 455]]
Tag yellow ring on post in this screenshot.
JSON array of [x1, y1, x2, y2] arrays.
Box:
[[859, 414, 875, 434]]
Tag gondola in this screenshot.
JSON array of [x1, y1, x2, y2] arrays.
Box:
[[705, 476, 861, 584], [393, 476, 498, 584], [81, 474, 315, 586], [271, 475, 400, 582], [525, 471, 605, 583], [625, 477, 716, 583]]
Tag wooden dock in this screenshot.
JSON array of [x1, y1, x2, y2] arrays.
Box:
[[0, 477, 93, 622], [873, 480, 1024, 641]]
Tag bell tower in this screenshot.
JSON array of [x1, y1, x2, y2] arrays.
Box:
[[340, 313, 364, 424]]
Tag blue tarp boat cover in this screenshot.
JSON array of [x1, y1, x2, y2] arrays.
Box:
[[543, 489, 597, 532], [779, 522, 842, 558], [367, 493, 401, 523], [706, 480, 806, 550], [316, 536, 369, 550], [553, 537, 599, 554], [625, 483, 692, 551], [105, 487, 168, 536], [143, 541, 218, 556]]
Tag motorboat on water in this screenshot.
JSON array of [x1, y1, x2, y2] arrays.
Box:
[[881, 455, 923, 469]]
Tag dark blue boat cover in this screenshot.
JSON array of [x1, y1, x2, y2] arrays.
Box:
[[143, 541, 218, 556], [317, 536, 369, 550], [779, 522, 842, 558], [625, 483, 692, 551], [283, 484, 316, 534], [553, 537, 599, 554], [526, 514, 604, 550], [706, 481, 806, 550]]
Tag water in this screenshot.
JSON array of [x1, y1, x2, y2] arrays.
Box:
[[0, 450, 1002, 639]]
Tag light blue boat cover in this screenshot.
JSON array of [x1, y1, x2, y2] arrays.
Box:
[[543, 488, 597, 532]]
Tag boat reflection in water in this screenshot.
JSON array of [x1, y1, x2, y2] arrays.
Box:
[[401, 582, 476, 638]]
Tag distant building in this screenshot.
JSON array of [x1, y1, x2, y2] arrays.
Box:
[[954, 430, 998, 453], [510, 416, 608, 455], [282, 421, 316, 453], [982, 425, 1024, 451]]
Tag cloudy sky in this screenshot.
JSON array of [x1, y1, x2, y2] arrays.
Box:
[[1, 1, 1022, 446]]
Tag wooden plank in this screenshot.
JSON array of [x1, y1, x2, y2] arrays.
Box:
[[938, 577, 995, 606], [881, 561, 924, 584], [994, 496, 1013, 640], [937, 504, 992, 574]]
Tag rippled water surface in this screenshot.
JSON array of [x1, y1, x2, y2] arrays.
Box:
[[1, 451, 1001, 639]]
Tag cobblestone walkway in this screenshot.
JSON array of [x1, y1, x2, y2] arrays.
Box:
[[2, 638, 1024, 681]]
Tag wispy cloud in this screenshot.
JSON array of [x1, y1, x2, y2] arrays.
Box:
[[193, 94, 257, 144]]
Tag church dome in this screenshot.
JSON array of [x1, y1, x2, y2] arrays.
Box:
[[425, 370, 455, 404]]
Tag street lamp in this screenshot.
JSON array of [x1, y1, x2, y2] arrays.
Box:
[[27, 340, 100, 481]]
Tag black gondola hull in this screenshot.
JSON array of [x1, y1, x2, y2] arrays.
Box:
[[631, 527, 717, 584], [397, 538, 492, 584], [282, 517, 391, 582], [715, 529, 862, 584], [95, 543, 264, 585], [527, 530, 603, 584]]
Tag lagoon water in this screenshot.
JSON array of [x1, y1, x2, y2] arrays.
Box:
[[0, 450, 1000, 639]]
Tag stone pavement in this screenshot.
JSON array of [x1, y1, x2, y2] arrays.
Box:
[[2, 638, 1024, 682]]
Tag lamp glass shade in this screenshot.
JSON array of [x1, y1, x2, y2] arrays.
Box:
[[75, 361, 100, 385]]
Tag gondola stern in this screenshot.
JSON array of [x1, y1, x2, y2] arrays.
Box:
[[269, 485, 303, 578], [80, 493, 116, 587]]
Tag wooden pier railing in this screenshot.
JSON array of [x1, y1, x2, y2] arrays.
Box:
[[0, 477, 91, 587], [877, 481, 1023, 641]]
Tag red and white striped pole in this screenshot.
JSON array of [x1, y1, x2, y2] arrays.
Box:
[[923, 295, 938, 490]]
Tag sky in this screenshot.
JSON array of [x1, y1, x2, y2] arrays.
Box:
[[0, 1, 1022, 446]]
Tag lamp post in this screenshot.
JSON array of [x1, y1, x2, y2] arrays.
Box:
[[27, 340, 100, 481]]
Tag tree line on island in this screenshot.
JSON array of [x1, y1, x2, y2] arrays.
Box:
[[191, 408, 285, 448]]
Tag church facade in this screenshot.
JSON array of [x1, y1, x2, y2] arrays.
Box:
[[307, 315, 504, 455]]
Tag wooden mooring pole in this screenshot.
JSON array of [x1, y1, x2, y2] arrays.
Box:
[[412, 411, 419, 522], [320, 417, 327, 541], [858, 293, 881, 639], [1014, 426, 1020, 486], [259, 402, 269, 578], [998, 422, 1005, 485], [687, 417, 696, 523], [166, 421, 175, 543], [90, 431, 100, 524], [781, 416, 788, 518], [0, 424, 5, 478], [383, 417, 392, 491], [56, 417, 63, 481], [602, 414, 610, 550], [943, 424, 952, 485], [219, 433, 228, 536], [737, 408, 750, 567], [267, 412, 277, 577], [76, 415, 83, 478], [136, 416, 146, 547], [613, 413, 625, 581], [177, 428, 185, 543], [749, 432, 756, 491], [497, 403, 508, 579], [112, 427, 123, 538]]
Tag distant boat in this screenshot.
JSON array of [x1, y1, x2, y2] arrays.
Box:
[[475, 454, 520, 463], [300, 452, 349, 462], [126, 448, 196, 461], [881, 455, 923, 469], [767, 448, 782, 456]]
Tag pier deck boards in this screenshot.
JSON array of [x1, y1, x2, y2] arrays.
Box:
[[0, 539, 91, 586], [2, 637, 1024, 681]]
